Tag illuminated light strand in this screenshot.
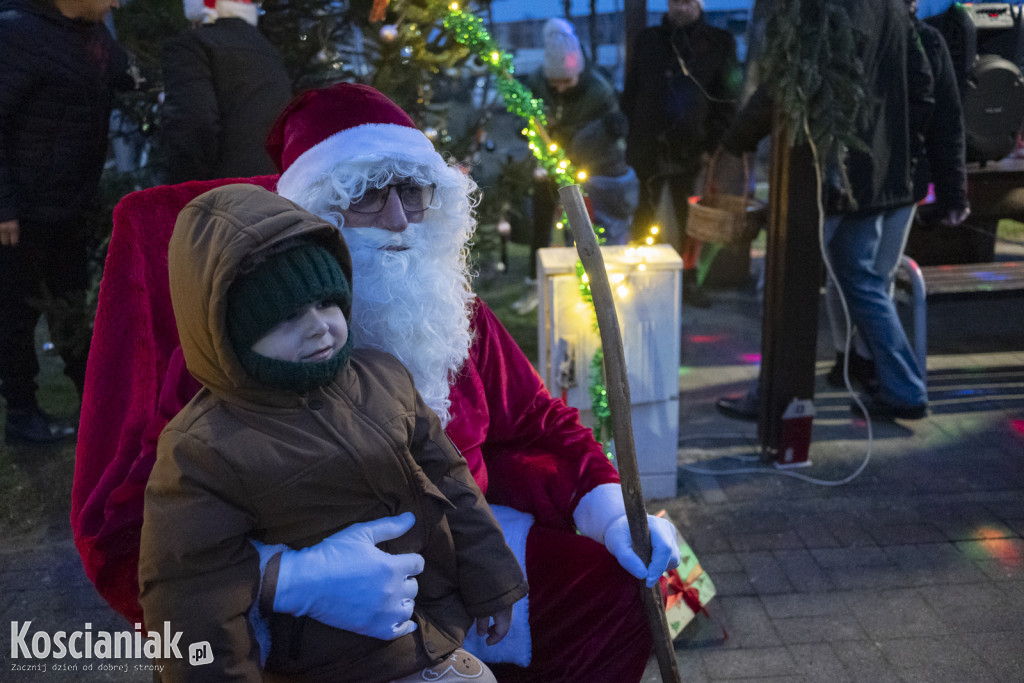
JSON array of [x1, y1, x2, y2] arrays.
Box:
[[438, 3, 667, 452]]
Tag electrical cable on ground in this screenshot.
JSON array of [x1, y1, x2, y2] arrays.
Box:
[[681, 119, 877, 487], [961, 221, 1024, 249]]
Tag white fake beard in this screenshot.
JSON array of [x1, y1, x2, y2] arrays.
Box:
[[344, 220, 474, 426]]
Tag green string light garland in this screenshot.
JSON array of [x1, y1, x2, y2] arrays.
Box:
[[441, 2, 615, 457]]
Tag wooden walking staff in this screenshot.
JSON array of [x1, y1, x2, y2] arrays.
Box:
[[558, 184, 682, 683]]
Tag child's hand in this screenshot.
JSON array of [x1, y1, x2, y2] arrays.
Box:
[[475, 606, 513, 646]]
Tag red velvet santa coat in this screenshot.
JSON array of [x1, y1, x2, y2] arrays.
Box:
[[71, 177, 648, 682], [72, 178, 618, 626]]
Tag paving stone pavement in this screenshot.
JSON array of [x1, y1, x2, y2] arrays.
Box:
[[2, 250, 1022, 682], [640, 246, 1024, 682]]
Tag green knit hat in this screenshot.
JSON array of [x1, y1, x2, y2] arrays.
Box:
[[227, 241, 353, 392]]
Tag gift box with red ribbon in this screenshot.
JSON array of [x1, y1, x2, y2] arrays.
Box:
[[656, 511, 717, 640]]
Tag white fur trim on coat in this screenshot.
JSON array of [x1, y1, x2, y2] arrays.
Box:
[[460, 504, 534, 667]]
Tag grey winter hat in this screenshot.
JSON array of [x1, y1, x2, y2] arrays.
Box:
[[543, 18, 584, 80]]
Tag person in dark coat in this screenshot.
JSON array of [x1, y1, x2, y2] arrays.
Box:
[[0, 0, 135, 443], [819, 0, 935, 420], [716, 0, 936, 422], [161, 0, 292, 183], [820, 0, 970, 390], [908, 0, 970, 227], [621, 0, 742, 307], [517, 17, 620, 297]]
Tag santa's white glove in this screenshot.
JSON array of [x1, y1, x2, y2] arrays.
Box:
[[272, 512, 425, 640], [573, 484, 680, 587]]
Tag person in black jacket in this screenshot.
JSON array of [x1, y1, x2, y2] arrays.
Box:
[[621, 0, 742, 308], [822, 0, 970, 390], [511, 17, 620, 314], [818, 0, 935, 421], [716, 0, 935, 422], [161, 0, 292, 183], [0, 0, 135, 443], [908, 0, 970, 228], [522, 19, 620, 278]]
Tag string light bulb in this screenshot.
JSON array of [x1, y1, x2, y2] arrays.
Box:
[[441, 2, 661, 456]]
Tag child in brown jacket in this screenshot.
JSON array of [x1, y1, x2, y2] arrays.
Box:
[[139, 184, 527, 682]]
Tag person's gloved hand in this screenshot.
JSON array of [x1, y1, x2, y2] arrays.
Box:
[[273, 512, 425, 640], [939, 205, 971, 228], [573, 483, 680, 587], [916, 203, 971, 229], [603, 514, 680, 587]]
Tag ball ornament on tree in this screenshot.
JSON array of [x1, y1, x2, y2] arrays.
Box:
[[379, 24, 398, 43]]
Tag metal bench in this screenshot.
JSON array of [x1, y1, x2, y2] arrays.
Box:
[[894, 256, 1024, 371]]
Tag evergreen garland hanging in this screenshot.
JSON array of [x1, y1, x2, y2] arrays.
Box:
[[757, 0, 869, 173]]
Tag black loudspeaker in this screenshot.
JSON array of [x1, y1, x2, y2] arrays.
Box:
[[928, 3, 1024, 164], [964, 53, 1024, 162], [968, 2, 1024, 65]]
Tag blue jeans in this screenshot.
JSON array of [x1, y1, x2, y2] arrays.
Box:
[[823, 205, 927, 407]]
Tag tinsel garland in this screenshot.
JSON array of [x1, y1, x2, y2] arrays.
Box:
[[442, 4, 615, 457], [444, 8, 592, 187], [369, 1, 616, 456], [575, 262, 613, 459]]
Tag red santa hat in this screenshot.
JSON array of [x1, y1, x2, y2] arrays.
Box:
[[183, 0, 258, 26], [267, 83, 442, 202]]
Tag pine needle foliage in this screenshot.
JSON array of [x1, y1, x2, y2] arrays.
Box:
[[757, 0, 869, 172]]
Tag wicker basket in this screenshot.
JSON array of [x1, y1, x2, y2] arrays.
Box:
[[685, 153, 767, 245], [686, 193, 766, 245]]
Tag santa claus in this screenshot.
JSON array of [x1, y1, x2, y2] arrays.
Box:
[[72, 83, 678, 681]]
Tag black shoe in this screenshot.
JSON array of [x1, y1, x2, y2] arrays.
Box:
[[684, 284, 712, 309], [851, 396, 927, 421], [5, 408, 76, 444], [715, 391, 759, 421], [683, 272, 712, 309], [826, 351, 878, 391]]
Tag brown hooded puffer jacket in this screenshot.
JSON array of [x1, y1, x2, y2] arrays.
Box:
[[138, 184, 527, 682]]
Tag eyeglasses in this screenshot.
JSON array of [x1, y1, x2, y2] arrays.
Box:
[[346, 182, 436, 214]]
